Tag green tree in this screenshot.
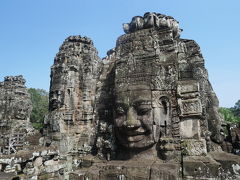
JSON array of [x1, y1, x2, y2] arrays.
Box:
[[28, 88, 49, 130], [219, 107, 240, 123], [231, 100, 240, 117]]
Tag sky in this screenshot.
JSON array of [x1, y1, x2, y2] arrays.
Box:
[[0, 0, 239, 108]]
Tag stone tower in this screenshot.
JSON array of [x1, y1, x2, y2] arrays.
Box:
[[0, 75, 32, 154], [45, 36, 101, 154], [94, 12, 224, 160]]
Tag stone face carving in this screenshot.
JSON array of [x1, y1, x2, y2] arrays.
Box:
[[41, 12, 239, 179], [45, 13, 240, 180], [0, 76, 33, 154], [0, 76, 32, 123], [1, 12, 240, 180], [222, 123, 240, 154], [44, 35, 101, 154], [114, 89, 157, 149]]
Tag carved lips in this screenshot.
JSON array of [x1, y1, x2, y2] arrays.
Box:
[[120, 126, 148, 142]]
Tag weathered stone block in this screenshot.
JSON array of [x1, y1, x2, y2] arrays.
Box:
[[181, 139, 207, 156], [183, 156, 221, 179], [179, 118, 200, 138], [34, 157, 43, 167], [151, 163, 180, 180], [210, 152, 240, 179], [178, 98, 202, 116], [177, 80, 199, 97]]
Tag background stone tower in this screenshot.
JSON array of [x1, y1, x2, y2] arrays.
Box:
[[44, 36, 101, 154], [0, 75, 32, 154]]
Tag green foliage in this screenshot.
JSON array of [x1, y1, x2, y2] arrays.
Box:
[[28, 88, 49, 130], [219, 106, 240, 123], [181, 140, 191, 156], [231, 100, 240, 117]]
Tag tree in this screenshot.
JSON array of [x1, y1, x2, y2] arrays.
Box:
[[219, 107, 240, 123], [28, 88, 49, 130], [231, 100, 240, 117]]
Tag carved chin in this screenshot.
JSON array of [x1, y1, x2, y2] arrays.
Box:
[[50, 100, 61, 110], [15, 114, 26, 120]]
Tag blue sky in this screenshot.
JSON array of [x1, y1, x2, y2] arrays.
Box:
[[0, 0, 239, 107]]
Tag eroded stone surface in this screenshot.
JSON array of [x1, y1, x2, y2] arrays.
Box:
[[44, 35, 101, 155], [0, 75, 34, 155], [42, 12, 239, 180]]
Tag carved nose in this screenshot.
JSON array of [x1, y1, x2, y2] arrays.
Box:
[[124, 107, 141, 128]]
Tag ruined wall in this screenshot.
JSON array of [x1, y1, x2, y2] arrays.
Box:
[[0, 75, 32, 154]]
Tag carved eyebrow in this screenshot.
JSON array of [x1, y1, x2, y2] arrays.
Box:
[[133, 100, 151, 106], [115, 102, 128, 108]]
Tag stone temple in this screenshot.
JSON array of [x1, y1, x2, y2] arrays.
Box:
[[0, 12, 240, 180]]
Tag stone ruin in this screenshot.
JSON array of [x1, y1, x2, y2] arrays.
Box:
[[44, 36, 101, 155], [0, 12, 240, 180], [0, 75, 34, 155]]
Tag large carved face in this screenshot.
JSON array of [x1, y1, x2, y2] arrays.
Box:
[[114, 89, 158, 149], [49, 90, 63, 111], [13, 100, 31, 120]]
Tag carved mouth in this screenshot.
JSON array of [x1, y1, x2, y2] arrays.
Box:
[[125, 130, 146, 136], [120, 126, 147, 136], [118, 127, 148, 142], [126, 134, 145, 142]]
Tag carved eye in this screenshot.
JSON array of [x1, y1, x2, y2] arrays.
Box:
[[116, 106, 125, 115], [137, 108, 151, 116]]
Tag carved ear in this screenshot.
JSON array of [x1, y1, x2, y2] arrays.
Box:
[[153, 123, 160, 143], [153, 124, 157, 142], [143, 12, 150, 18], [123, 23, 130, 34]]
